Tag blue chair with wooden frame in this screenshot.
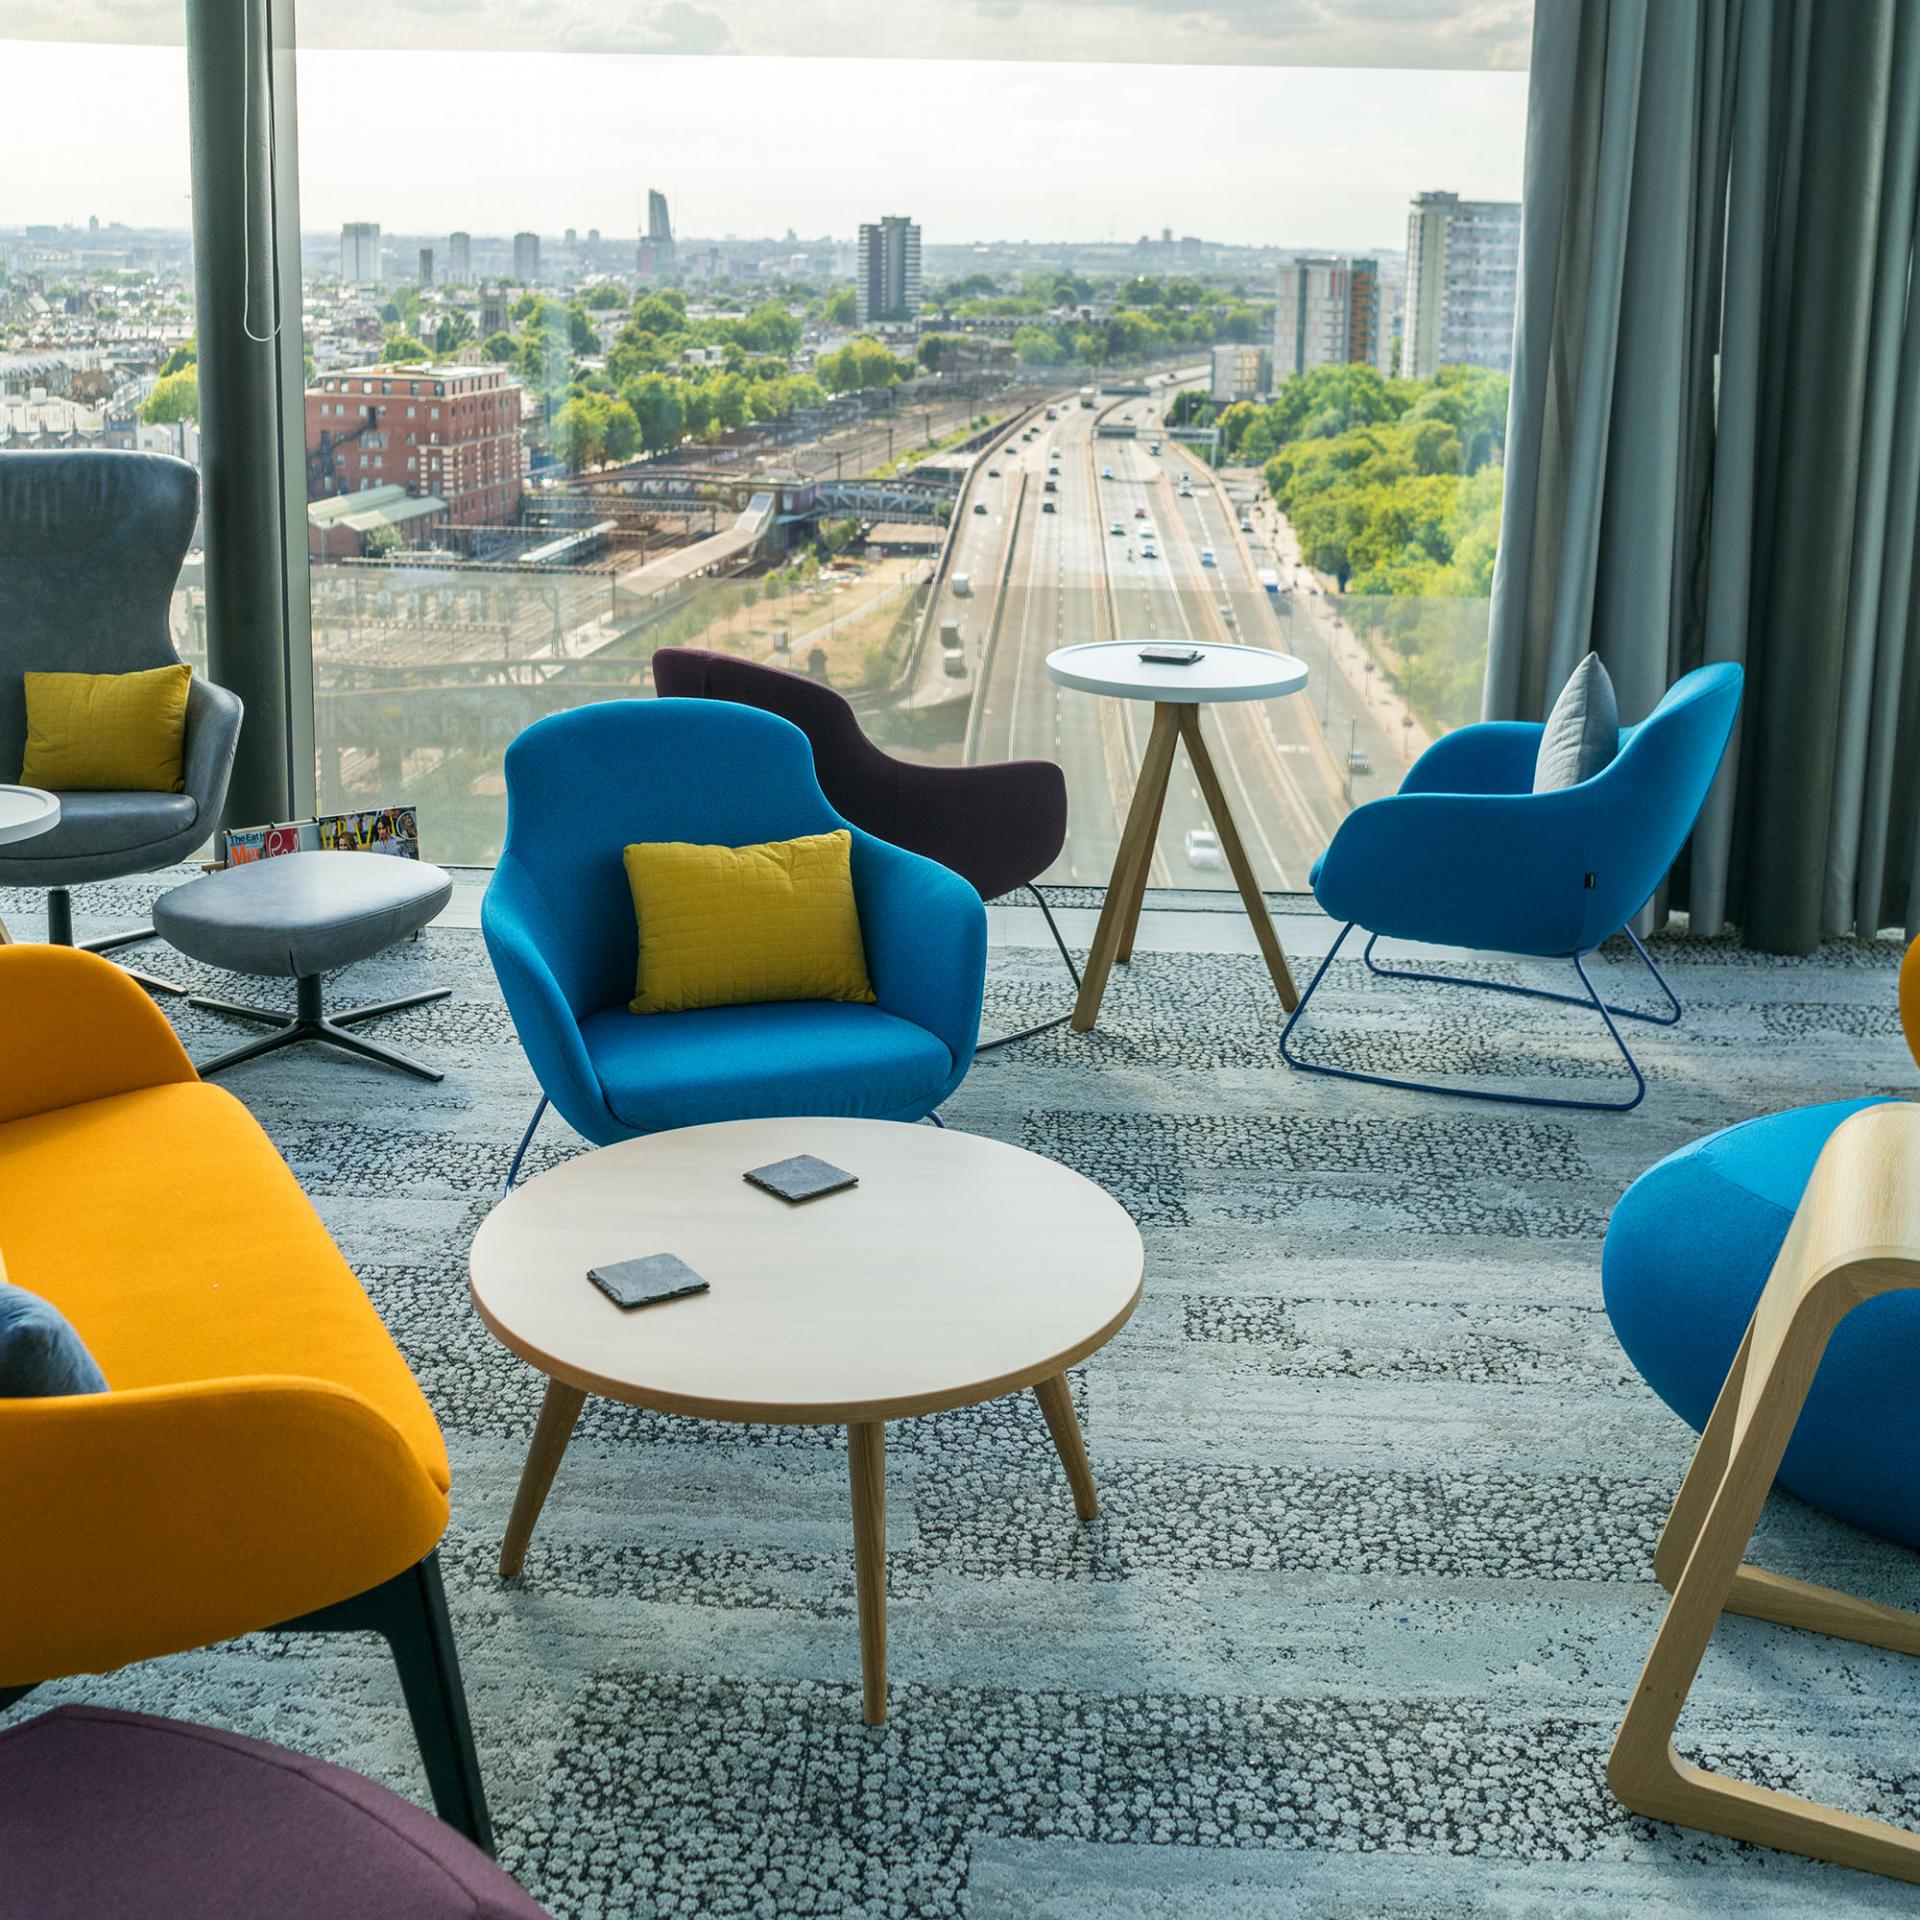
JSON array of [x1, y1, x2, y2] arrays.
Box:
[[1280, 662, 1744, 1111], [482, 699, 987, 1187]]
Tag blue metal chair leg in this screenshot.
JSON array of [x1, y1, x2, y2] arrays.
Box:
[[1280, 921, 1653, 1112], [1361, 926, 1682, 1027], [503, 1095, 550, 1194]]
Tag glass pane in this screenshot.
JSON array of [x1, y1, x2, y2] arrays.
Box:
[[0, 35, 204, 682], [288, 31, 1528, 879]]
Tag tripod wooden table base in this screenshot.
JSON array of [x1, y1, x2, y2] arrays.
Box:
[[1046, 643, 1309, 1031], [469, 1116, 1144, 1726]]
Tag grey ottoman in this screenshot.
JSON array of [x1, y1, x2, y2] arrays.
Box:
[[155, 850, 453, 1080]]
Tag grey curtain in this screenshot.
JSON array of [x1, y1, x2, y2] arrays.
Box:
[[1486, 0, 1920, 951]]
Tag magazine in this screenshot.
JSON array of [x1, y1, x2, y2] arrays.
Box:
[[224, 822, 307, 864], [318, 807, 420, 859]]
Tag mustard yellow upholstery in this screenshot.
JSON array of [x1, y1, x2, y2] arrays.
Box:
[[0, 949, 448, 1687], [1900, 933, 1920, 1074], [20, 663, 192, 794], [623, 827, 877, 1015]]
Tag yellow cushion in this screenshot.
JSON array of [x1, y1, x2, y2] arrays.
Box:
[[624, 828, 877, 1015], [20, 663, 191, 793]]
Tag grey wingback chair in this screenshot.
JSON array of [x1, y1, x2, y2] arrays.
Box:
[[0, 451, 243, 991]]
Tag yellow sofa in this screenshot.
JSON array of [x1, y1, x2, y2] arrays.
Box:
[[0, 946, 490, 1847]]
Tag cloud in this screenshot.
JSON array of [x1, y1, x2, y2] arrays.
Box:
[[10, 0, 1530, 69]]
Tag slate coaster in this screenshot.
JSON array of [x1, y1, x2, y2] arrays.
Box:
[[743, 1154, 859, 1205], [587, 1251, 711, 1310]]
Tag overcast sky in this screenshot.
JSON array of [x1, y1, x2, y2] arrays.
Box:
[[0, 37, 1529, 254]]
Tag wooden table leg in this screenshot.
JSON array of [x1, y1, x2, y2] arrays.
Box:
[[1033, 1372, 1100, 1520], [1176, 706, 1298, 1011], [1073, 702, 1182, 1031], [499, 1376, 586, 1578], [848, 1420, 888, 1724], [1114, 729, 1172, 967]]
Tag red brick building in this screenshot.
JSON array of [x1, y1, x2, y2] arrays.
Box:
[[305, 363, 523, 527]]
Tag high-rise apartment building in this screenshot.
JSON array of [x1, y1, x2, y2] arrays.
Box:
[[305, 362, 524, 529], [1273, 256, 1357, 379], [856, 216, 922, 326], [447, 231, 472, 279], [1345, 259, 1381, 372], [340, 222, 380, 284], [417, 247, 433, 287], [1399, 191, 1521, 379], [512, 230, 540, 282]]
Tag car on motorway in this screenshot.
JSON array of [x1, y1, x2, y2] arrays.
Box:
[[1219, 604, 1235, 624], [952, 573, 971, 597], [1149, 440, 1162, 453], [1179, 470, 1191, 482], [1184, 828, 1224, 872], [1109, 521, 1125, 536], [1238, 517, 1253, 533], [1347, 748, 1373, 776], [1101, 465, 1114, 479], [1178, 484, 1193, 499], [1044, 479, 1058, 494], [1046, 406, 1059, 420], [943, 653, 967, 679], [1200, 547, 1216, 567], [973, 501, 989, 515], [1042, 499, 1058, 514], [1133, 505, 1147, 518], [1141, 540, 1158, 559], [987, 467, 1000, 478]]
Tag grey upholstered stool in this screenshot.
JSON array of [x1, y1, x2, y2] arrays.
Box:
[[155, 851, 453, 1080]]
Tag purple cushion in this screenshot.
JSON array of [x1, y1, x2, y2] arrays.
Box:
[[0, 1706, 548, 1919]]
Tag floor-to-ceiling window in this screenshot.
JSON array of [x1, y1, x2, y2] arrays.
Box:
[[1, 7, 1529, 882], [0, 27, 205, 676]]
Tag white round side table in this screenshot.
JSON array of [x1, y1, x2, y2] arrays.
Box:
[[0, 785, 60, 944], [1045, 641, 1309, 1029]]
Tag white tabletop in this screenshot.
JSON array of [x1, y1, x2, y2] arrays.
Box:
[[1047, 640, 1309, 704], [0, 784, 59, 847], [469, 1117, 1144, 1425]]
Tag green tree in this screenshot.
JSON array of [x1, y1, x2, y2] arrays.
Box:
[[140, 366, 198, 424], [362, 522, 403, 557], [815, 336, 908, 395], [481, 330, 518, 364], [584, 283, 628, 310], [433, 309, 474, 356], [158, 339, 196, 378], [822, 287, 857, 326], [381, 333, 430, 363]]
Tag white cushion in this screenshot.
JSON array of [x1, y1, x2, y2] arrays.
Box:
[[1533, 652, 1619, 792]]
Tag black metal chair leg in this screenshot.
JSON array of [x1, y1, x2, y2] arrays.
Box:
[[190, 973, 444, 1080], [330, 986, 453, 1029], [317, 1021, 444, 1083], [44, 888, 188, 996], [278, 1552, 494, 1854], [382, 1555, 495, 1855], [976, 883, 1081, 1054], [194, 1024, 309, 1076]]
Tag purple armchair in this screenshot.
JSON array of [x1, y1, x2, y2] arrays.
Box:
[[651, 648, 1077, 1047]]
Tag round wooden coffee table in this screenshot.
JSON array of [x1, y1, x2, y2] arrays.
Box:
[[469, 1116, 1143, 1723]]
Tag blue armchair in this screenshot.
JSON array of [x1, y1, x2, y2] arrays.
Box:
[[1281, 662, 1744, 1110], [482, 699, 987, 1182]]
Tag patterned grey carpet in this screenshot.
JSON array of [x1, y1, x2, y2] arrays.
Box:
[[8, 875, 1920, 1919]]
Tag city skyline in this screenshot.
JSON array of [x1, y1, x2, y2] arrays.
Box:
[[0, 44, 1527, 255]]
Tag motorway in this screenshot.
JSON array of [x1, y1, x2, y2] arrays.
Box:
[[962, 379, 1387, 892]]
